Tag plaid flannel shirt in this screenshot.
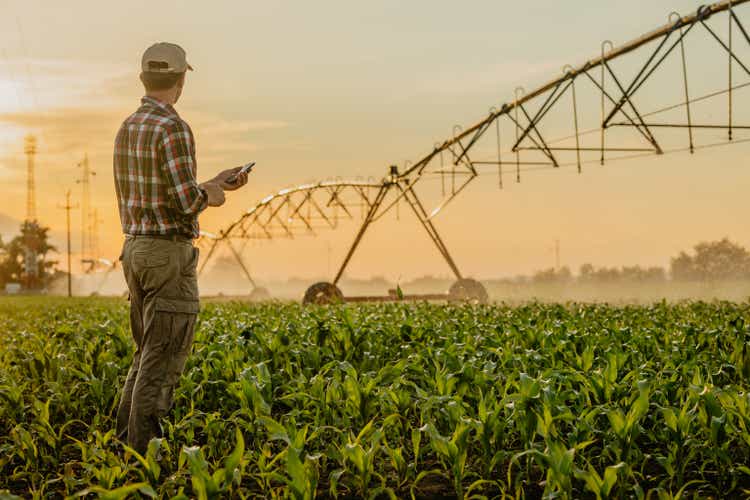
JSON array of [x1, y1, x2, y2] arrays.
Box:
[[113, 96, 208, 238]]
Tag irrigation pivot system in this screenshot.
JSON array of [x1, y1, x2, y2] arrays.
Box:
[[200, 0, 750, 303]]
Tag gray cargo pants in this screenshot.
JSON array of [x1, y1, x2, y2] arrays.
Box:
[[116, 234, 200, 454]]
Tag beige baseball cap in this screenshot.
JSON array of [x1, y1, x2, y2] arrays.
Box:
[[141, 42, 194, 73]]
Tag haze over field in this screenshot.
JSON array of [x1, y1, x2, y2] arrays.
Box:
[[0, 0, 748, 286]]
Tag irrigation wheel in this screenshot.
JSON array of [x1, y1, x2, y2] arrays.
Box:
[[303, 282, 344, 305], [448, 278, 489, 304]]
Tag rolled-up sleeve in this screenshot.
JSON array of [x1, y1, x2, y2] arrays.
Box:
[[158, 120, 208, 215]]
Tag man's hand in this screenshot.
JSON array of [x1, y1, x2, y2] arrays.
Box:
[[201, 182, 226, 207], [212, 166, 249, 191]]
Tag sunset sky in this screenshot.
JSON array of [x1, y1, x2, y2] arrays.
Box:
[[0, 0, 748, 288]]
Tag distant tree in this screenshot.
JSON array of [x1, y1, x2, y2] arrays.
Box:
[[532, 268, 555, 283], [620, 265, 667, 283], [670, 251, 697, 281], [578, 263, 666, 283], [645, 267, 667, 282], [595, 267, 621, 282], [579, 264, 620, 283], [532, 266, 572, 284], [671, 238, 750, 281], [0, 221, 57, 289], [579, 263, 595, 281]]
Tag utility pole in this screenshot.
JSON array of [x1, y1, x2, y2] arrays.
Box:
[[76, 154, 95, 271], [58, 190, 78, 297], [554, 239, 560, 270]]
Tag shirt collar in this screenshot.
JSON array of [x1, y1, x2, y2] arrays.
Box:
[[141, 95, 179, 118]]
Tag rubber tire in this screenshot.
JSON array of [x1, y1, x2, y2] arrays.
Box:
[[303, 282, 344, 305], [448, 278, 489, 304]]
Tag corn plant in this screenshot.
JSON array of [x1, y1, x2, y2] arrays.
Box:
[[1, 297, 750, 497]]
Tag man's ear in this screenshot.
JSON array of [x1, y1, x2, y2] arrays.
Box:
[[177, 72, 186, 89]]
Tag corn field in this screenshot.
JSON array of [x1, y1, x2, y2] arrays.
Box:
[[1, 297, 750, 498]]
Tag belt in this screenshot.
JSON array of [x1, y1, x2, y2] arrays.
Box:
[[125, 233, 193, 243]]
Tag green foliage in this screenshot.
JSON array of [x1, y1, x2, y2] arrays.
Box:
[[0, 221, 57, 289], [1, 297, 750, 498], [671, 237, 750, 281]]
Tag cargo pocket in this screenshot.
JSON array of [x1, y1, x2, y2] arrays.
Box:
[[154, 297, 199, 415], [154, 297, 200, 315], [154, 298, 199, 352], [134, 252, 169, 268], [179, 247, 200, 299], [181, 247, 199, 277]]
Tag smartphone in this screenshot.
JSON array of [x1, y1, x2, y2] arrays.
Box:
[[226, 161, 255, 184]]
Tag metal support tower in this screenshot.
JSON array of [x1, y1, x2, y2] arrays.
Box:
[[199, 0, 750, 303]]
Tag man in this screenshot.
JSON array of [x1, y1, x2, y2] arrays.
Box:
[[113, 42, 248, 454]]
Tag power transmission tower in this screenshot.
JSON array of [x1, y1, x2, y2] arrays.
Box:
[[58, 190, 78, 297], [24, 135, 36, 222], [76, 154, 96, 271], [23, 135, 39, 289]]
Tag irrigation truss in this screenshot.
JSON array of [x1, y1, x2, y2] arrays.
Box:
[[199, 0, 750, 303]]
